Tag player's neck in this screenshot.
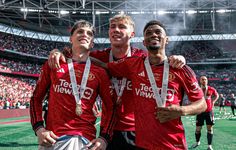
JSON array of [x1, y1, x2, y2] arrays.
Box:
[[148, 52, 166, 65], [72, 49, 90, 62], [111, 45, 131, 59]]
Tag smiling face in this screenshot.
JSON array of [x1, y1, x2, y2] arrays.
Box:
[[70, 20, 94, 53], [143, 23, 168, 54], [108, 15, 135, 47], [70, 26, 94, 51]]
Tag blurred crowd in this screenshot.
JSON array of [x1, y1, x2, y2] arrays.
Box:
[[210, 82, 236, 99], [0, 75, 36, 109], [195, 69, 236, 81], [195, 69, 236, 97], [0, 58, 41, 74], [173, 41, 227, 62], [0, 32, 69, 57]]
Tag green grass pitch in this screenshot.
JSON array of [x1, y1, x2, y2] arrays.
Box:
[[0, 107, 235, 150]]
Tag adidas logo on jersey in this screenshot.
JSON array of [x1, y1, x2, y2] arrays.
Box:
[[57, 68, 65, 73], [138, 71, 145, 77]]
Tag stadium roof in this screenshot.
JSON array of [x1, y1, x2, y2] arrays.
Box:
[[1, 0, 236, 36]]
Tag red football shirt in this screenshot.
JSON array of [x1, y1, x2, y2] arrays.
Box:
[[30, 61, 115, 141], [202, 86, 218, 112], [108, 56, 204, 149], [90, 47, 147, 131]]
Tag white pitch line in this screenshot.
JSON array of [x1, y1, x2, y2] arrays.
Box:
[[95, 121, 101, 126]]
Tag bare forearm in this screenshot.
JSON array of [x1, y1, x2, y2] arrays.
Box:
[[212, 94, 219, 104], [181, 97, 207, 116]]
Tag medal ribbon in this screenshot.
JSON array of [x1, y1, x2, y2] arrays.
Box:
[[68, 57, 91, 105], [144, 56, 169, 107], [109, 49, 131, 100]]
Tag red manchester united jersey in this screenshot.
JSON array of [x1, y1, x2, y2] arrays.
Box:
[[108, 56, 204, 150], [30, 61, 115, 141], [202, 86, 218, 112], [90, 47, 147, 131]]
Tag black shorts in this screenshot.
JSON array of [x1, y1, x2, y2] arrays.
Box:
[[107, 130, 136, 150], [196, 111, 215, 126], [219, 104, 225, 107]]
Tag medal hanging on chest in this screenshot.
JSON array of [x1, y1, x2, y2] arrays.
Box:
[[144, 57, 169, 107], [76, 103, 83, 116], [110, 50, 131, 106], [68, 58, 91, 116]]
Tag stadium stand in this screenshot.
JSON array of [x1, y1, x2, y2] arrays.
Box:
[[171, 41, 224, 62], [0, 31, 69, 57], [0, 74, 35, 109], [0, 58, 41, 74]]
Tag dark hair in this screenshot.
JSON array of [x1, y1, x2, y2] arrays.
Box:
[[70, 20, 95, 36], [143, 20, 166, 34]]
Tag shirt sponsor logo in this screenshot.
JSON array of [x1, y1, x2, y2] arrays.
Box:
[[135, 83, 175, 101], [112, 80, 132, 91], [53, 79, 93, 99], [127, 80, 132, 90]]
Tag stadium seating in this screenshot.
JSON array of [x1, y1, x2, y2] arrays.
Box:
[[0, 75, 35, 109]]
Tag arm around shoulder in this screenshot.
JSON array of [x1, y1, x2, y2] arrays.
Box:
[[90, 56, 108, 69]]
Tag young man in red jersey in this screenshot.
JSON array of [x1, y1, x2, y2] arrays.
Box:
[[48, 14, 186, 150], [191, 76, 219, 150], [90, 20, 207, 149], [30, 20, 115, 150]]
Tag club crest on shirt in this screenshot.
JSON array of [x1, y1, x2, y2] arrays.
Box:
[[153, 72, 175, 81], [115, 59, 125, 63], [75, 70, 82, 78], [168, 72, 175, 81], [75, 70, 95, 81], [153, 73, 160, 81]]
